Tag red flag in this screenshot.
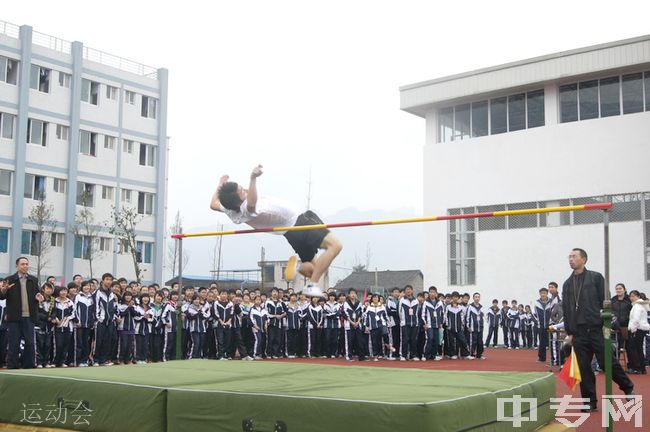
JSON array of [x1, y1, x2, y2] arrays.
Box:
[[361, 288, 368, 304], [558, 347, 582, 390]]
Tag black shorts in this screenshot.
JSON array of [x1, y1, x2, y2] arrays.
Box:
[[283, 210, 330, 263]]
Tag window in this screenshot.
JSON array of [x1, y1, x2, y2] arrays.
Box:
[[579, 80, 599, 120], [136, 241, 153, 264], [125, 90, 136, 105], [437, 107, 453, 143], [507, 202, 538, 229], [56, 124, 69, 141], [453, 104, 470, 141], [263, 265, 275, 283], [477, 204, 506, 231], [645, 72, 650, 112], [448, 208, 475, 286], [470, 101, 488, 137], [81, 79, 99, 105], [21, 230, 40, 256], [573, 196, 605, 225], [526, 90, 545, 128], [559, 84, 578, 123], [539, 200, 571, 227], [99, 237, 112, 252], [74, 235, 91, 259], [137, 192, 154, 215], [121, 188, 132, 203], [610, 194, 642, 222], [0, 113, 15, 139], [0, 170, 11, 195], [490, 97, 507, 134], [599, 76, 620, 117], [53, 178, 66, 194], [507, 93, 525, 131], [51, 233, 64, 247], [76, 182, 95, 207], [30, 65, 51, 93], [0, 56, 19, 85], [104, 135, 116, 150], [24, 174, 45, 200], [58, 72, 71, 88], [141, 96, 157, 119], [79, 130, 98, 156], [123, 139, 134, 154], [102, 186, 114, 200], [118, 239, 129, 254], [0, 228, 7, 253], [139, 143, 157, 167], [27, 119, 47, 146], [106, 85, 118, 100], [622, 73, 643, 114]]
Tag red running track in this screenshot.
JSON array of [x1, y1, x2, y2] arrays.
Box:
[[270, 347, 648, 431]]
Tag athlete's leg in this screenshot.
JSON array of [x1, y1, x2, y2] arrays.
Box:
[[298, 262, 313, 278], [309, 233, 342, 282]]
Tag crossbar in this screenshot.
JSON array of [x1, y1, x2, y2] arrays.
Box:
[[171, 203, 612, 239]]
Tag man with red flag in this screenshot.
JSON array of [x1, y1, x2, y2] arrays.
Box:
[[562, 248, 634, 412]]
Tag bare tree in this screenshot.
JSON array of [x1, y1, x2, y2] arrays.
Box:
[[108, 206, 143, 282], [71, 191, 106, 279], [167, 210, 189, 277], [209, 226, 223, 281], [27, 194, 57, 284]]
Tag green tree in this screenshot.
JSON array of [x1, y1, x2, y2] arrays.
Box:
[[27, 194, 57, 284], [108, 206, 143, 282]]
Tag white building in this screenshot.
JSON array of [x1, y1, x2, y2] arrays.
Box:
[[400, 35, 650, 303], [0, 21, 168, 284]]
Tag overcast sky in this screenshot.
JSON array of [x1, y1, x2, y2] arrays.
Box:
[[8, 1, 650, 279]]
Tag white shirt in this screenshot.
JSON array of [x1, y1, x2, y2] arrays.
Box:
[[223, 196, 300, 234]]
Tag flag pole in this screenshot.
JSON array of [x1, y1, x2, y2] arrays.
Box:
[[602, 208, 613, 432]]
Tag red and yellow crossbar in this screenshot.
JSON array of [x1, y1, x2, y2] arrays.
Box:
[[171, 203, 612, 239]]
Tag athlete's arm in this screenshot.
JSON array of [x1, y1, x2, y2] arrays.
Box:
[[210, 175, 230, 212], [247, 164, 263, 213]]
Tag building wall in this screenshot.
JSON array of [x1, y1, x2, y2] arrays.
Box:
[[420, 66, 650, 303], [0, 24, 167, 284]]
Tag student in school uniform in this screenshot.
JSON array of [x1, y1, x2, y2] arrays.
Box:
[[185, 294, 206, 359], [445, 292, 470, 359], [250, 296, 268, 359], [93, 274, 119, 366], [35, 282, 55, 368], [239, 294, 254, 358], [484, 299, 500, 348], [306, 296, 324, 358], [203, 291, 217, 359], [466, 292, 484, 360], [134, 293, 154, 364], [213, 290, 234, 360], [398, 285, 419, 361], [336, 293, 347, 358], [117, 292, 137, 364], [52, 286, 75, 368], [415, 292, 427, 359], [180, 288, 193, 360], [499, 300, 510, 348], [522, 305, 535, 349], [507, 300, 520, 349], [297, 293, 310, 357], [230, 294, 252, 360], [364, 293, 391, 361], [162, 290, 180, 361], [74, 281, 95, 367], [149, 291, 165, 363], [421, 287, 444, 361], [265, 288, 286, 359], [284, 293, 302, 358], [385, 287, 401, 360], [343, 288, 367, 361], [534, 288, 553, 362], [323, 292, 341, 358]]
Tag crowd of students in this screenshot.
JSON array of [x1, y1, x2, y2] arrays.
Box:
[[0, 274, 647, 373]]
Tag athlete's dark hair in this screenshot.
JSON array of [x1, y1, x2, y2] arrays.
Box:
[[219, 182, 243, 211]]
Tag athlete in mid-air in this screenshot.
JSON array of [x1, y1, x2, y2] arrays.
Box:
[[210, 164, 342, 297]]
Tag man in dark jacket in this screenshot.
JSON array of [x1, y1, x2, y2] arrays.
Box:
[[562, 248, 633, 412], [611, 283, 632, 365], [0, 257, 44, 369]]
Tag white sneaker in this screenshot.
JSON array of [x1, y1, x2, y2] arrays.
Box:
[[399, 357, 406, 361], [465, 356, 476, 360], [421, 357, 427, 362], [37, 365, 43, 368], [92, 363, 100, 367], [61, 364, 68, 368], [412, 357, 420, 362], [287, 355, 296, 359], [79, 363, 88, 367], [387, 357, 396, 361], [434, 356, 442, 361], [302, 284, 325, 297], [451, 355, 458, 360]]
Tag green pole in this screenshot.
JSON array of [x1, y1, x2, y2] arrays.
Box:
[[601, 208, 613, 432], [175, 238, 183, 360]]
